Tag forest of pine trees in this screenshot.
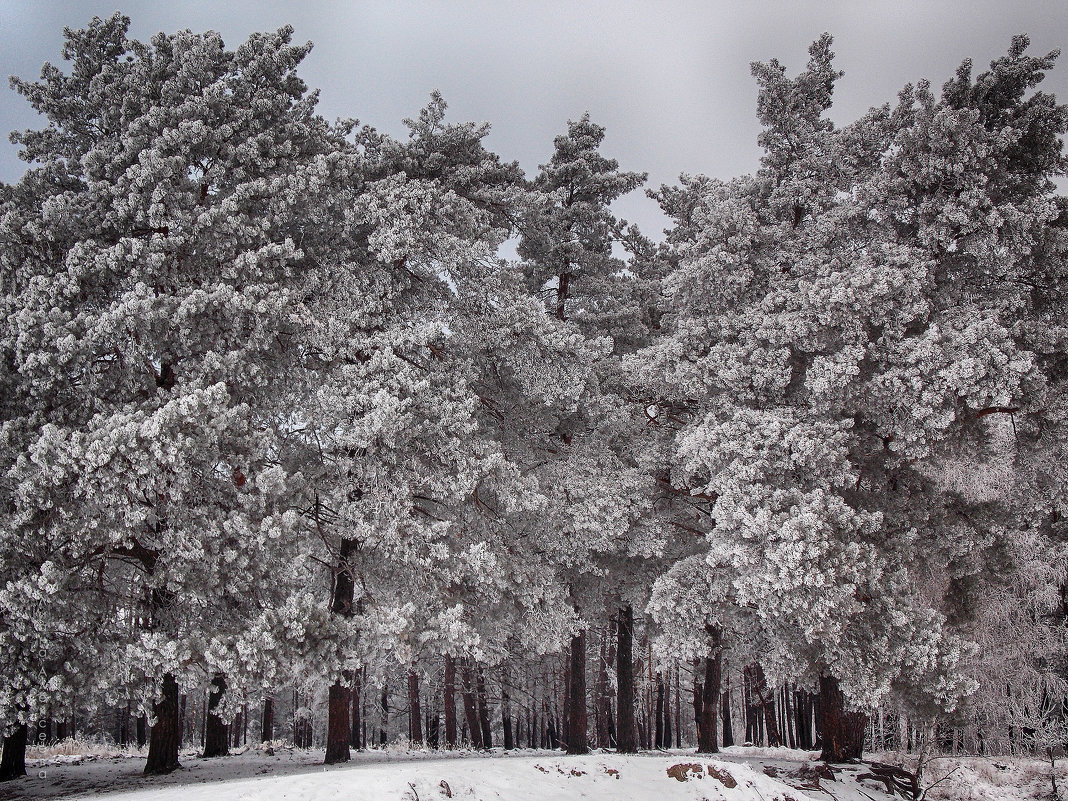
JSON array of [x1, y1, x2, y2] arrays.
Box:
[[1, 13, 1067, 785]]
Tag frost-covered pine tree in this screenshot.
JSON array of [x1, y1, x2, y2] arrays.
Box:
[[1, 14, 350, 774], [633, 34, 1066, 761]]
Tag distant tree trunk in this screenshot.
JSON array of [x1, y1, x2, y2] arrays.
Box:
[[0, 723, 27, 782], [461, 661, 483, 748], [501, 668, 514, 750], [655, 672, 665, 748], [663, 668, 672, 748], [144, 673, 181, 774], [698, 626, 722, 753], [408, 671, 423, 746], [616, 606, 637, 753], [325, 534, 356, 763], [819, 675, 866, 762], [379, 685, 389, 746], [596, 629, 610, 748], [444, 655, 457, 748], [351, 671, 362, 749], [784, 685, 796, 749], [427, 707, 440, 749], [204, 673, 230, 758], [261, 698, 274, 743], [722, 671, 734, 747], [476, 666, 493, 748], [136, 713, 148, 748], [567, 630, 589, 754], [177, 695, 186, 747], [675, 664, 682, 748], [693, 659, 704, 748]]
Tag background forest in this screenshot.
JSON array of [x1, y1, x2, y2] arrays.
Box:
[[1, 13, 1067, 790]]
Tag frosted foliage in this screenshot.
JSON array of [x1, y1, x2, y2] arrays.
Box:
[[639, 33, 1066, 715]]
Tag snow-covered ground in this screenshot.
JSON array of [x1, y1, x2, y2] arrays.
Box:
[[2, 742, 1060, 801]]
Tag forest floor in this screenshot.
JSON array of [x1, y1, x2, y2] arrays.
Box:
[[0, 742, 1058, 801]]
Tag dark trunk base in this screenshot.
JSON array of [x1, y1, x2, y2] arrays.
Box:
[[567, 630, 589, 754], [203, 674, 229, 758], [819, 675, 867, 763], [144, 674, 182, 775], [325, 680, 351, 764], [697, 627, 722, 753], [0, 724, 27, 782]]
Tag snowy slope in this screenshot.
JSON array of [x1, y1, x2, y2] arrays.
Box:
[[3, 746, 901, 801]]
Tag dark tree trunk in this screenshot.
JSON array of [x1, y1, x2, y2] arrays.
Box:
[[325, 535, 356, 763], [461, 662, 483, 749], [144, 673, 181, 774], [379, 685, 388, 746], [819, 675, 867, 763], [136, 713, 148, 748], [501, 669, 514, 750], [556, 272, 571, 320], [784, 685, 796, 749], [0, 723, 27, 782], [675, 663, 682, 748], [325, 681, 352, 763], [722, 671, 734, 747], [203, 673, 230, 758], [261, 698, 274, 743], [476, 666, 493, 748], [567, 630, 588, 754], [444, 655, 457, 748], [663, 668, 672, 749], [698, 626, 722, 753], [408, 671, 423, 746], [616, 606, 637, 753], [693, 660, 704, 748]]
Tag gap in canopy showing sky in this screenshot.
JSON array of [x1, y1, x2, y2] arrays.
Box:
[[1, 0, 1066, 241]]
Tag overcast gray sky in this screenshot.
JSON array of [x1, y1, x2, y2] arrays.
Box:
[[2, 1, 1066, 239]]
